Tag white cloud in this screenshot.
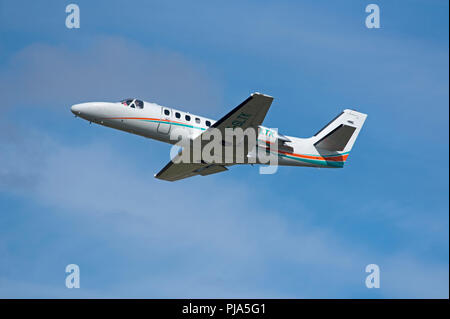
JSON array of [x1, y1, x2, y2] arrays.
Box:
[[0, 123, 447, 298], [0, 36, 223, 114]]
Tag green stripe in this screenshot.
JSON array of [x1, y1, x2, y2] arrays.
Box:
[[256, 140, 349, 157], [139, 119, 206, 131]]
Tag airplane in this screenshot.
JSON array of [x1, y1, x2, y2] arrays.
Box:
[[71, 93, 367, 181]]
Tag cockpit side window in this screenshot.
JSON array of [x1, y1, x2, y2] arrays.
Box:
[[135, 100, 144, 109]]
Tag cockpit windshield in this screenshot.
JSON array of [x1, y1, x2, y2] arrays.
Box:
[[121, 99, 133, 106], [121, 98, 144, 109]]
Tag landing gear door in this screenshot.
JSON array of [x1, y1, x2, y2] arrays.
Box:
[[158, 107, 171, 134]]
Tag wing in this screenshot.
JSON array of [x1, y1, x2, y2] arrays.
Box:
[[155, 161, 228, 182], [154, 92, 273, 181], [202, 92, 274, 162], [210, 92, 273, 133]]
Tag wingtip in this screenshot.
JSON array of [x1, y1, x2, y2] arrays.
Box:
[[251, 92, 274, 99], [344, 109, 368, 117]]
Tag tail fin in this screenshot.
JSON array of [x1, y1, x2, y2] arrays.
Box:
[[312, 109, 367, 153]]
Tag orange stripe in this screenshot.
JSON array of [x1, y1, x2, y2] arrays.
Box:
[[104, 117, 158, 120], [104, 117, 192, 126], [278, 150, 348, 162], [260, 141, 347, 162]]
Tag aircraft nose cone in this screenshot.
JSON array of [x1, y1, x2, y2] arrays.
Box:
[[71, 103, 83, 115]]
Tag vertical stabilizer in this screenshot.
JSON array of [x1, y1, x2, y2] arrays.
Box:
[[312, 109, 367, 153]]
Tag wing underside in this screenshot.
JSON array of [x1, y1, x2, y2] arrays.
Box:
[[155, 162, 228, 181]]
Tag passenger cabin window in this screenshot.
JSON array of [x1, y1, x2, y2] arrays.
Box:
[[175, 112, 181, 119], [185, 115, 191, 121], [164, 109, 170, 116], [206, 120, 211, 127], [195, 118, 200, 124]]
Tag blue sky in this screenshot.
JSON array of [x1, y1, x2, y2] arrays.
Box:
[[0, 0, 448, 298]]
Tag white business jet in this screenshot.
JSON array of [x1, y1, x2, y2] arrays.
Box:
[[71, 93, 367, 181]]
